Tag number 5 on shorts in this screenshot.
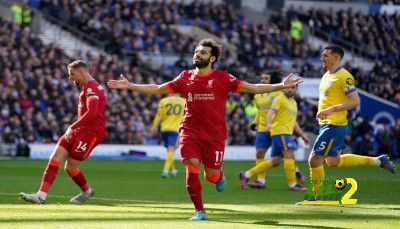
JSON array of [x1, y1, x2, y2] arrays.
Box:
[[317, 141, 326, 151]]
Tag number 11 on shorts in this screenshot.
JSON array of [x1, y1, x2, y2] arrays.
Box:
[[215, 151, 224, 165]]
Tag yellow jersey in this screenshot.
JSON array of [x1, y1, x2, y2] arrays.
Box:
[[270, 94, 297, 136], [318, 67, 356, 126], [153, 96, 185, 132], [252, 91, 282, 132]]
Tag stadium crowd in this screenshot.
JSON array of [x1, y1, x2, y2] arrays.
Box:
[[0, 1, 399, 160]]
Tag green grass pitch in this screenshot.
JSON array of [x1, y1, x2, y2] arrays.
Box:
[[0, 159, 399, 228]]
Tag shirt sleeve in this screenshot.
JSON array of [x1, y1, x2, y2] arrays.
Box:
[[70, 86, 99, 130], [225, 72, 243, 93], [167, 71, 185, 94], [342, 74, 356, 95], [271, 96, 282, 112]]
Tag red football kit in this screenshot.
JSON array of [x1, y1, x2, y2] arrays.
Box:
[[167, 69, 243, 169], [58, 80, 107, 161]]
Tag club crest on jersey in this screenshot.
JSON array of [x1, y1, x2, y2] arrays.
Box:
[[327, 81, 333, 88], [207, 79, 214, 88], [86, 88, 94, 95]]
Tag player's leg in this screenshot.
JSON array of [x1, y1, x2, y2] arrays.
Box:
[[180, 137, 207, 220], [20, 143, 69, 204], [249, 132, 270, 187], [240, 135, 279, 189], [162, 132, 178, 178], [326, 149, 395, 173], [283, 150, 306, 191], [202, 139, 226, 192], [168, 145, 178, 177], [65, 157, 94, 203], [66, 131, 99, 203]]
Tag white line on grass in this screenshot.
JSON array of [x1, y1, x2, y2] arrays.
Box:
[[0, 192, 182, 204]]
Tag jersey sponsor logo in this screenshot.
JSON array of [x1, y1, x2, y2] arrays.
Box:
[[188, 92, 193, 101], [346, 78, 354, 85], [187, 92, 215, 101]]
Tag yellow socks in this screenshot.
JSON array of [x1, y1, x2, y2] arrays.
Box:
[[284, 159, 296, 186], [310, 165, 325, 193], [164, 151, 175, 171], [248, 160, 273, 177], [338, 154, 377, 167], [256, 158, 266, 180]]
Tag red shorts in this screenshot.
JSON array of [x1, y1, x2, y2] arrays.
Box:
[[179, 137, 226, 169], [58, 128, 102, 161]]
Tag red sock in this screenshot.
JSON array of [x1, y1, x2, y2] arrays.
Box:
[[39, 159, 61, 193], [68, 169, 89, 192], [186, 165, 204, 211]]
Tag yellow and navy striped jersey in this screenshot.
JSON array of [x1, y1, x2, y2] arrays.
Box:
[[318, 67, 356, 126], [153, 96, 185, 132], [252, 91, 282, 132], [270, 94, 297, 136]]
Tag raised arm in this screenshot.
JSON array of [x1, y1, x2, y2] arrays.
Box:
[[107, 74, 170, 95], [239, 73, 303, 94]]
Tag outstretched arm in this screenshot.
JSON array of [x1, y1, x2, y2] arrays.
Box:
[[239, 73, 303, 94], [107, 74, 170, 95]]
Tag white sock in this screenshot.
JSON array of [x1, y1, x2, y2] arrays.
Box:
[[288, 183, 296, 188], [244, 171, 251, 178], [373, 158, 380, 166], [257, 179, 265, 184], [37, 191, 47, 200], [295, 167, 299, 172]]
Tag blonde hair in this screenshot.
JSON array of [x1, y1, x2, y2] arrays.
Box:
[[67, 60, 88, 70]]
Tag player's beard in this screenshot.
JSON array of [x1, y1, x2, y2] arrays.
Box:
[[193, 57, 211, 68]]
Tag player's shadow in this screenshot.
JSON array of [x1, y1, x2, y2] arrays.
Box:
[[212, 219, 345, 229]]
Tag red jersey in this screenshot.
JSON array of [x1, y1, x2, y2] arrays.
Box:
[[167, 69, 243, 141], [70, 80, 107, 139]]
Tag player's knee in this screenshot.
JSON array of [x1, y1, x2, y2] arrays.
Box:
[[271, 157, 282, 166], [256, 150, 266, 158], [326, 159, 340, 167], [204, 171, 220, 183]]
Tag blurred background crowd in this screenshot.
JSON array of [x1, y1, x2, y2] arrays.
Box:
[[0, 0, 399, 160]]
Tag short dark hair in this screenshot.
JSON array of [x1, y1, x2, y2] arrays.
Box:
[[197, 38, 223, 63], [262, 70, 284, 84], [67, 60, 88, 70], [324, 45, 344, 59]]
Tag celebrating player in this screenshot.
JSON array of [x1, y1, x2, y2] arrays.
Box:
[[107, 38, 303, 220], [240, 85, 310, 191], [20, 60, 107, 204], [308, 45, 395, 196], [152, 94, 185, 178]]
